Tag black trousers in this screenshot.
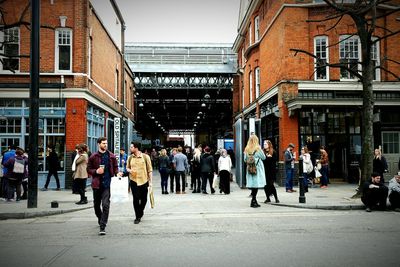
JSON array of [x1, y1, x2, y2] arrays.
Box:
[[389, 191, 400, 209], [93, 186, 110, 228], [219, 170, 230, 194], [169, 170, 175, 192], [201, 172, 214, 193], [175, 171, 186, 192], [264, 179, 278, 200], [130, 181, 149, 220], [361, 187, 388, 209], [191, 171, 201, 191], [74, 178, 87, 200]]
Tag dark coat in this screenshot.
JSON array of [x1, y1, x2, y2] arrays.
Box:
[[200, 153, 215, 174], [47, 151, 60, 172], [4, 155, 28, 180], [87, 150, 118, 189], [263, 150, 277, 182]]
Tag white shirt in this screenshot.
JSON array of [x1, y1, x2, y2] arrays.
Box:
[[218, 155, 232, 172]]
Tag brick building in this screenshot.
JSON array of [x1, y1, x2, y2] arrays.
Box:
[[232, 0, 400, 186], [0, 0, 135, 188]]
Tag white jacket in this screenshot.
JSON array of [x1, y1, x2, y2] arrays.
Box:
[[218, 156, 232, 172]]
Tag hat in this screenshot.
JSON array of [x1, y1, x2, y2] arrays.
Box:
[[288, 143, 295, 148]]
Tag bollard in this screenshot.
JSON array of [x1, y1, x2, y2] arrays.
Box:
[[298, 158, 306, 203]]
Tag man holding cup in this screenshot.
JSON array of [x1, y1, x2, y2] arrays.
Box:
[[88, 137, 121, 235]]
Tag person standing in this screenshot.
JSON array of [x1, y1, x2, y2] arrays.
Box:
[[301, 146, 313, 193], [1, 144, 16, 198], [3, 147, 28, 201], [244, 135, 266, 208], [373, 148, 388, 184], [42, 146, 60, 191], [168, 148, 177, 193], [319, 147, 329, 188], [388, 171, 400, 211], [191, 148, 202, 193], [158, 149, 170, 194], [150, 148, 159, 169], [173, 146, 188, 194], [263, 140, 279, 203], [73, 144, 89, 205], [361, 172, 388, 212], [200, 146, 216, 194], [126, 142, 153, 224], [284, 143, 296, 193], [87, 137, 120, 235], [218, 149, 232, 194], [119, 148, 128, 173]]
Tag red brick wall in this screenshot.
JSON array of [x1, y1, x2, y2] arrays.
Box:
[[65, 98, 87, 151]]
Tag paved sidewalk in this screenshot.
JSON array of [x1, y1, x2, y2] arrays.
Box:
[[0, 174, 364, 220]]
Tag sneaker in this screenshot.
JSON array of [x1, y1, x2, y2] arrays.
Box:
[[99, 227, 106, 235], [40, 188, 48, 191], [264, 199, 271, 203], [365, 207, 371, 212]]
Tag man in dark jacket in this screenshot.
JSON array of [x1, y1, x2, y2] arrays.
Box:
[[362, 172, 389, 212], [87, 137, 120, 235], [42, 146, 60, 190]]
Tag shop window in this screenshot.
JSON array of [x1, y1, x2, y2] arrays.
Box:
[[0, 27, 20, 71], [0, 118, 22, 134], [255, 67, 260, 98]]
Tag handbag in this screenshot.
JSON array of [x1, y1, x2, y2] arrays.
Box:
[[212, 174, 220, 189], [314, 167, 322, 184], [316, 162, 322, 170], [149, 186, 155, 209], [110, 176, 129, 203]]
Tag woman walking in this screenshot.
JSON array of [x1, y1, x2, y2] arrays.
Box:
[[73, 144, 89, 204], [244, 135, 266, 208], [218, 149, 232, 194], [262, 140, 279, 203], [158, 149, 170, 194], [301, 146, 313, 193]]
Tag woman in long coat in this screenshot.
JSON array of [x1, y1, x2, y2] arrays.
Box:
[[244, 134, 266, 208]]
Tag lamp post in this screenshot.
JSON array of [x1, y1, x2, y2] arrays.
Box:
[[298, 157, 306, 203]]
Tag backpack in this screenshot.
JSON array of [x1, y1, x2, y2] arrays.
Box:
[[246, 153, 258, 175], [13, 158, 25, 174]]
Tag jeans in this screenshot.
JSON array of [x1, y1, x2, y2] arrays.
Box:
[[159, 167, 169, 192], [44, 170, 60, 189], [169, 170, 175, 192], [130, 181, 149, 219], [93, 186, 110, 228], [285, 168, 294, 190], [303, 172, 309, 189], [320, 165, 329, 186], [175, 171, 186, 192]]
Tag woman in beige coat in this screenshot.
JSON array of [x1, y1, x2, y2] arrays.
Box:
[[73, 144, 89, 204]]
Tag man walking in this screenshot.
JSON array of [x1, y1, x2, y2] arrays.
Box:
[[87, 137, 120, 235], [126, 142, 153, 224], [173, 146, 188, 194]]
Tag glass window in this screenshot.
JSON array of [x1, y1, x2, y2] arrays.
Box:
[[0, 118, 22, 133], [0, 27, 20, 71], [314, 36, 328, 80], [249, 71, 253, 103], [371, 39, 380, 81], [56, 29, 72, 72], [339, 35, 359, 80], [248, 24, 252, 47], [254, 16, 260, 42], [255, 67, 260, 98], [383, 132, 400, 154]]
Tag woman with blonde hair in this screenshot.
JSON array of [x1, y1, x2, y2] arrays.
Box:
[[191, 148, 202, 193], [244, 134, 266, 208], [158, 149, 170, 194]]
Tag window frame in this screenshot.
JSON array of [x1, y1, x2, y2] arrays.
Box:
[[55, 28, 73, 73], [314, 36, 329, 81], [254, 16, 260, 42], [0, 27, 20, 72], [249, 71, 253, 103], [255, 67, 260, 98]]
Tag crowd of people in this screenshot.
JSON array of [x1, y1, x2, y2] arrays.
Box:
[[1, 138, 400, 235]]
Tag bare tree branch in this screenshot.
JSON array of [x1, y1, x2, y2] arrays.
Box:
[[377, 66, 400, 80], [381, 57, 400, 66], [326, 33, 358, 48], [373, 28, 400, 43]]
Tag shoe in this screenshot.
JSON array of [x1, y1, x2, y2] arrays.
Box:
[[192, 190, 197, 193], [176, 191, 181, 194], [55, 188, 61, 191], [196, 189, 201, 193], [202, 191, 208, 194], [264, 199, 271, 203], [286, 190, 293, 193], [211, 189, 216, 194], [181, 191, 186, 194], [291, 189, 297, 192], [21, 194, 27, 200], [365, 207, 371, 212], [76, 199, 88, 205], [134, 218, 141, 224], [251, 199, 260, 208], [275, 199, 280, 203], [40, 188, 48, 191], [165, 191, 169, 195], [16, 197, 21, 202], [320, 185, 328, 189], [99, 227, 106, 235]]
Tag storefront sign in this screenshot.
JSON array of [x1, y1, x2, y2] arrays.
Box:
[[114, 117, 120, 165]]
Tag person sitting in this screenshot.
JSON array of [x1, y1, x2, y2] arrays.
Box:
[[361, 172, 388, 212], [388, 171, 400, 211]]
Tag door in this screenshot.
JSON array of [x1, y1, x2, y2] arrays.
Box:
[[382, 132, 400, 179]]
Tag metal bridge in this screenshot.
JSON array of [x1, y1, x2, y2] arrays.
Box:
[[125, 42, 237, 138]]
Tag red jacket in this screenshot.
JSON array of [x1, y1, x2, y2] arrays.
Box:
[[87, 150, 118, 189]]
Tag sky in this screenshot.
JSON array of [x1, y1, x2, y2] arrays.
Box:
[[116, 0, 241, 44]]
